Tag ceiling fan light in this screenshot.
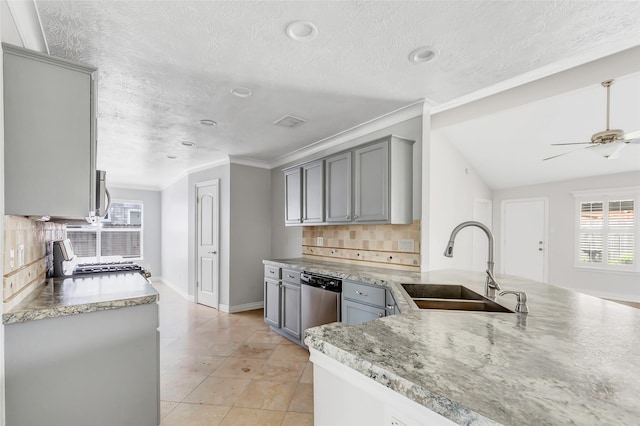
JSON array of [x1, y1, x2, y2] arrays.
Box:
[[591, 142, 624, 159]]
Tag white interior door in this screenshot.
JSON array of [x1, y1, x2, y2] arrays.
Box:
[[501, 198, 547, 282], [196, 181, 219, 308]]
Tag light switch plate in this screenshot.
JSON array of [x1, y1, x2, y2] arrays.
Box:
[[398, 239, 414, 252], [317, 237, 324, 246]]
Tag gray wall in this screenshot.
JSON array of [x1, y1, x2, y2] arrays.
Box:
[[110, 187, 161, 277], [160, 175, 189, 296], [270, 116, 423, 259], [229, 164, 272, 307], [493, 170, 640, 301]]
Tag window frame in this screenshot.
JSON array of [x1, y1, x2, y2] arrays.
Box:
[[68, 199, 144, 262], [572, 187, 640, 273]]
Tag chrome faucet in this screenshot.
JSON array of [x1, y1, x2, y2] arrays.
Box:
[[443, 221, 501, 298]]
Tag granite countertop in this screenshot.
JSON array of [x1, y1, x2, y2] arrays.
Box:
[[264, 258, 640, 425], [3, 272, 159, 325]]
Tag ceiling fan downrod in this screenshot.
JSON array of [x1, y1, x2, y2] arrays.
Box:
[[602, 79, 614, 131]]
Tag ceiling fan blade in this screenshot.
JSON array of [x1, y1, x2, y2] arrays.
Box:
[[623, 129, 640, 140], [622, 129, 640, 144], [543, 146, 590, 161], [550, 142, 593, 146]]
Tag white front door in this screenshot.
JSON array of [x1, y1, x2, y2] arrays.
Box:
[[196, 180, 219, 308], [501, 198, 547, 282]]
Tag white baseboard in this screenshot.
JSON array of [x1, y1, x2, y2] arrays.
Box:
[[153, 277, 195, 302], [218, 301, 264, 314]]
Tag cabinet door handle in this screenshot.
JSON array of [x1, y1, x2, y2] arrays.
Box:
[[287, 274, 295, 278], [386, 304, 395, 309], [345, 215, 350, 219], [378, 313, 384, 317], [269, 270, 275, 274], [355, 290, 368, 296], [354, 215, 359, 219], [209, 251, 217, 254]]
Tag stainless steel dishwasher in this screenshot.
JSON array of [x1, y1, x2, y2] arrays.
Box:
[[300, 272, 342, 342]]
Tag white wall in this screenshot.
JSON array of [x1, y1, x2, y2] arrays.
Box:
[[493, 171, 640, 301], [270, 115, 423, 259], [109, 187, 161, 277], [229, 164, 271, 307], [427, 130, 493, 271], [160, 175, 189, 297]]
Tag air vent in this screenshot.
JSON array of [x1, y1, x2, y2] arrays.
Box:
[[273, 114, 307, 129]]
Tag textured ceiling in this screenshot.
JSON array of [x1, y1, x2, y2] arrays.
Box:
[[33, 0, 640, 189]]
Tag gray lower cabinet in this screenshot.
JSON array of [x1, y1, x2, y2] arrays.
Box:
[[263, 266, 301, 344], [281, 281, 301, 339], [5, 303, 159, 426], [264, 278, 281, 328], [342, 280, 397, 325], [3, 43, 98, 219]]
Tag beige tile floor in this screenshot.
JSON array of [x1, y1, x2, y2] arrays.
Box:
[[155, 282, 314, 426]]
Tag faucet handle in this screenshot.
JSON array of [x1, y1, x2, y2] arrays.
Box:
[[485, 269, 501, 291], [499, 290, 529, 313]]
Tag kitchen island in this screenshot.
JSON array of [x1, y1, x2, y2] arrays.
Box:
[[264, 258, 640, 425], [3, 272, 160, 426]]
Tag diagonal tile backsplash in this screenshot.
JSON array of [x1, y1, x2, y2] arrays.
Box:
[[302, 220, 420, 270], [3, 216, 66, 310]]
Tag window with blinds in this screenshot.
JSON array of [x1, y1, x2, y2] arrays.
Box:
[[576, 193, 636, 271], [67, 200, 143, 261]]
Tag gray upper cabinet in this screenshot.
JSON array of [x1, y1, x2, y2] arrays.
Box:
[[3, 43, 97, 219], [284, 167, 302, 225], [354, 141, 389, 222], [325, 152, 352, 222], [283, 134, 414, 226], [302, 160, 324, 223]]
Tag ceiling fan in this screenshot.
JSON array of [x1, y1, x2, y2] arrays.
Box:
[[543, 79, 640, 161]]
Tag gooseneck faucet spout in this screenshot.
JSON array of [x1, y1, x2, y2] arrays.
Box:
[[443, 221, 501, 298]]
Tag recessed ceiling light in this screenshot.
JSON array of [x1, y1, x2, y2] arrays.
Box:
[[199, 119, 217, 126], [181, 141, 196, 147], [231, 87, 252, 98], [167, 155, 177, 159], [286, 21, 318, 41], [409, 46, 438, 63]]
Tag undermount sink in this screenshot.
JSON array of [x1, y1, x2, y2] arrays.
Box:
[[401, 284, 514, 313]]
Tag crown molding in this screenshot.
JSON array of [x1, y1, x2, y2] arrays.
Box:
[[431, 34, 640, 116], [6, 0, 49, 53], [228, 156, 272, 169], [270, 100, 424, 169]]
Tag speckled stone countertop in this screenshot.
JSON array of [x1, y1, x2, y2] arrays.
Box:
[[264, 258, 640, 425], [3, 272, 159, 325]]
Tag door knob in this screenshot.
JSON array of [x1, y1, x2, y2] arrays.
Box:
[[209, 251, 217, 254]]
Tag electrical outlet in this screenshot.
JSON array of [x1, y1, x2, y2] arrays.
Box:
[[17, 244, 25, 267], [10, 248, 15, 269], [398, 239, 414, 252], [317, 237, 324, 246]]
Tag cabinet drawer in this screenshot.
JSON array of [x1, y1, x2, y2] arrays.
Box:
[[343, 281, 385, 307], [264, 266, 281, 279], [282, 269, 300, 284]]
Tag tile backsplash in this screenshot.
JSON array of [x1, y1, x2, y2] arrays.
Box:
[[302, 220, 420, 270], [3, 216, 66, 310]]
